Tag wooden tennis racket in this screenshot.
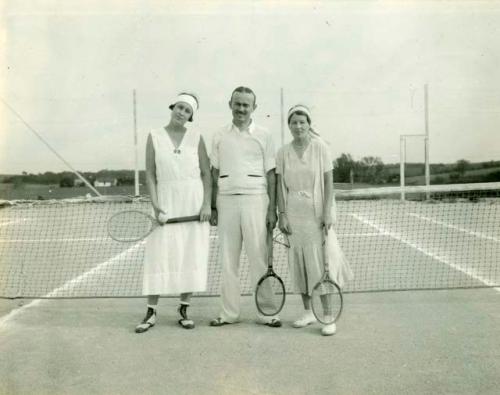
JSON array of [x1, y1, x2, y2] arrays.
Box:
[[254, 230, 286, 316], [107, 210, 199, 242], [310, 238, 343, 324]]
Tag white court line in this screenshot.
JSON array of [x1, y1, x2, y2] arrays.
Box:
[[0, 237, 106, 243], [1, 234, 219, 243], [339, 233, 382, 237], [349, 213, 500, 292], [0, 218, 28, 226], [408, 213, 500, 243], [0, 241, 145, 330]]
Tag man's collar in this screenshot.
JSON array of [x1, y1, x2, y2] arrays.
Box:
[[231, 120, 255, 134]]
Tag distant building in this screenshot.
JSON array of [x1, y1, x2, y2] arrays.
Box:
[[74, 179, 85, 187], [94, 177, 117, 187]]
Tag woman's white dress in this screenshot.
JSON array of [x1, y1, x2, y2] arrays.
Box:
[[276, 138, 353, 294], [142, 127, 209, 295]]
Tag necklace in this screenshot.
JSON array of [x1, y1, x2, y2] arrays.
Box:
[[164, 125, 185, 154]]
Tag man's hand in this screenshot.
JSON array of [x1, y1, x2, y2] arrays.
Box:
[[210, 208, 218, 226], [266, 209, 277, 231]]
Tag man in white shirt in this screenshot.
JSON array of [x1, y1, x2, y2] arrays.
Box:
[[210, 86, 280, 327]]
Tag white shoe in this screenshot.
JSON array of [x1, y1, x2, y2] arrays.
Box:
[[292, 312, 317, 328], [321, 323, 336, 336]]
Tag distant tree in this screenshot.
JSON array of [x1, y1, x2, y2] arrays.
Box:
[[455, 159, 470, 177], [449, 172, 461, 182], [59, 176, 74, 187], [358, 156, 386, 184], [117, 176, 134, 186], [334, 153, 357, 183]]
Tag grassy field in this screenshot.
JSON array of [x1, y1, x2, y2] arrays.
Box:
[[405, 166, 500, 185], [0, 183, 148, 200], [0, 183, 373, 200]]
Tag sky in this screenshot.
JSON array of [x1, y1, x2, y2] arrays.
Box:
[[1, 0, 500, 174]]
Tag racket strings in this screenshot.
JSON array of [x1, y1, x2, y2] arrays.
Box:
[[108, 211, 154, 242], [311, 281, 342, 324], [255, 276, 286, 316]]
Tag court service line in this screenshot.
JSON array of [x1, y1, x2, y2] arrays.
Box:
[[407, 213, 500, 243], [349, 213, 500, 292], [0, 241, 145, 330]]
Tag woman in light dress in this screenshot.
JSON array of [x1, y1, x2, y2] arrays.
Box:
[[135, 93, 212, 333], [276, 104, 353, 336]]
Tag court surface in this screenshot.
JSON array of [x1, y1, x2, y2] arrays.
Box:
[[0, 291, 499, 395]]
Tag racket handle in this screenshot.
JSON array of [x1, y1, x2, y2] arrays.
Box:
[[322, 235, 330, 270], [165, 215, 200, 223], [267, 230, 274, 264]]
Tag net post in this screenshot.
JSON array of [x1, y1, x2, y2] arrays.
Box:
[[400, 135, 405, 201], [424, 84, 430, 200], [425, 136, 430, 200]]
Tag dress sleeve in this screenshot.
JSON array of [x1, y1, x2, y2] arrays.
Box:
[[275, 147, 284, 175], [320, 142, 333, 173]]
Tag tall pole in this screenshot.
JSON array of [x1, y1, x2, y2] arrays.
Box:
[[280, 87, 285, 146], [400, 136, 406, 201], [133, 89, 139, 196], [424, 84, 430, 199]]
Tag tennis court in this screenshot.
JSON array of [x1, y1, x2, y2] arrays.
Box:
[[0, 184, 499, 394]]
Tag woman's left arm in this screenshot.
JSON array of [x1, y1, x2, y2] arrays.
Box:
[[322, 170, 334, 234], [198, 136, 212, 222]]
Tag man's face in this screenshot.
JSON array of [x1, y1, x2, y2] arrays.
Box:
[[229, 91, 256, 124]]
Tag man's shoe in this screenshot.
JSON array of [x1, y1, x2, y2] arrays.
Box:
[[256, 316, 282, 328], [209, 317, 232, 327]]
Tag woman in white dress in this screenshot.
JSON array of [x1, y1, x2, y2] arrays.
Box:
[[135, 93, 212, 333], [276, 104, 353, 336]]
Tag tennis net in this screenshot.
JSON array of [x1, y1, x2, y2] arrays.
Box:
[[0, 182, 499, 298]]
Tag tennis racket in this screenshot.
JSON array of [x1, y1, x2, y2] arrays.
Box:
[[107, 210, 199, 242], [254, 230, 286, 316], [311, 238, 343, 325]]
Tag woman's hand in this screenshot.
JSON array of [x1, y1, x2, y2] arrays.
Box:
[[199, 203, 212, 222], [153, 205, 167, 224], [278, 212, 292, 235], [321, 212, 333, 235]]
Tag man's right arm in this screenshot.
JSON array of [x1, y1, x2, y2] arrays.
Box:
[[210, 167, 219, 226], [210, 130, 221, 226]]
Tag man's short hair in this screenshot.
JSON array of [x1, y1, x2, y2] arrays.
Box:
[[230, 86, 257, 106]]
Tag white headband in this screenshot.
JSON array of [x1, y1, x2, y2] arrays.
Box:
[[288, 104, 321, 137], [288, 104, 311, 120], [173, 93, 199, 113]]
